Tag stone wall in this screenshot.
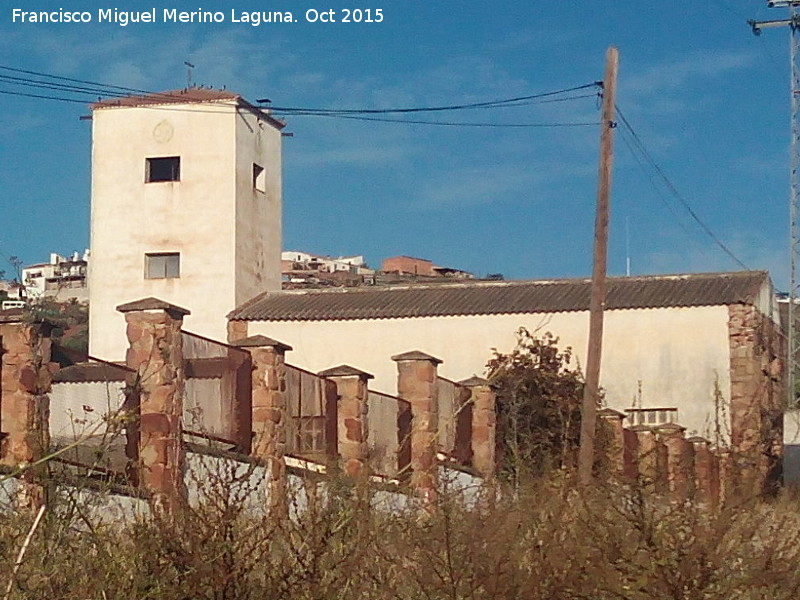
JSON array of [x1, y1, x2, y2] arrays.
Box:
[[0, 312, 52, 511], [1, 294, 786, 514], [727, 304, 783, 494]]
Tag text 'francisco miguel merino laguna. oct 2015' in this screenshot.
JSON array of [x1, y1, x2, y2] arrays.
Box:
[[11, 7, 386, 26]]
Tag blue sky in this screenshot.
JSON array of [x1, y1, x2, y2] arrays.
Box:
[[0, 1, 794, 287]]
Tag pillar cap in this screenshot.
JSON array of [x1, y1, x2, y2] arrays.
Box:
[[627, 424, 654, 434], [232, 334, 292, 352], [117, 297, 190, 318], [391, 350, 442, 365], [655, 422, 686, 434], [458, 375, 489, 387], [597, 407, 626, 419], [318, 365, 374, 380], [686, 436, 709, 445]]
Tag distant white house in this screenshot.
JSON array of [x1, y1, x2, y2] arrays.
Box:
[[281, 250, 373, 278], [22, 251, 89, 302], [0, 279, 24, 301]]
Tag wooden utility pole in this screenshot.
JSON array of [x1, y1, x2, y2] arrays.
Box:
[[578, 46, 619, 485]]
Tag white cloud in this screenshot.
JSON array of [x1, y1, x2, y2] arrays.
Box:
[[624, 49, 756, 98], [637, 227, 786, 285], [3, 112, 46, 134], [289, 144, 411, 167], [417, 165, 540, 209]]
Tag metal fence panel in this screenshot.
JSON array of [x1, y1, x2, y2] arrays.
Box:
[[182, 331, 229, 359], [285, 365, 327, 457], [437, 378, 458, 454], [50, 379, 129, 471], [184, 377, 226, 437], [367, 391, 404, 477]]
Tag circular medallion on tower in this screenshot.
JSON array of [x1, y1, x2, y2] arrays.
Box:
[[153, 120, 174, 143]]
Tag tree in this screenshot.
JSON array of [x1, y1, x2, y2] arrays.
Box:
[[487, 328, 586, 484]]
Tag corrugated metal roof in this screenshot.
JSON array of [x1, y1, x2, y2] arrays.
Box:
[[52, 362, 129, 383], [90, 89, 286, 130], [229, 271, 770, 322], [91, 88, 241, 109]]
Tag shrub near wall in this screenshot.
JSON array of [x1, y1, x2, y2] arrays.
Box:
[[2, 471, 800, 600]]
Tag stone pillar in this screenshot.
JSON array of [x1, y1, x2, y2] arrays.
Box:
[[117, 298, 188, 512], [629, 425, 668, 492], [622, 427, 640, 480], [232, 335, 291, 514], [227, 319, 249, 344], [688, 436, 719, 508], [392, 350, 441, 501], [459, 376, 496, 479], [727, 303, 782, 494], [319, 365, 372, 478], [597, 408, 626, 477], [0, 311, 51, 512], [656, 423, 694, 502]]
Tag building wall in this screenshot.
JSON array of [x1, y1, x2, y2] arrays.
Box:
[[784, 409, 800, 485], [234, 109, 282, 306], [88, 100, 281, 360], [381, 256, 435, 276], [247, 305, 734, 440]]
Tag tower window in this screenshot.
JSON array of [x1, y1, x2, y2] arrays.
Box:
[[145, 253, 180, 279], [146, 157, 181, 182], [253, 163, 265, 192]]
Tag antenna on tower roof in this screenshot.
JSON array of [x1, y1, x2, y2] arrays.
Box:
[[184, 61, 195, 89], [626, 216, 631, 277]]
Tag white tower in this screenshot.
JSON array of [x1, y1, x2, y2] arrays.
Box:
[[87, 89, 284, 359]]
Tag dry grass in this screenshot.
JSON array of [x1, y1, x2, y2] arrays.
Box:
[[1, 468, 800, 600]]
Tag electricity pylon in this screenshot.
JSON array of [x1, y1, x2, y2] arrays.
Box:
[[750, 1, 800, 407]]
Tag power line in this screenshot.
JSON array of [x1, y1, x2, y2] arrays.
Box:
[[0, 75, 117, 101], [0, 69, 597, 113], [617, 126, 701, 241], [0, 88, 88, 104], [0, 65, 602, 127], [615, 105, 749, 270], [617, 125, 710, 257], [0, 63, 601, 116], [0, 85, 599, 127], [276, 91, 601, 116], [295, 112, 599, 128], [0, 64, 181, 101], [266, 82, 602, 115]]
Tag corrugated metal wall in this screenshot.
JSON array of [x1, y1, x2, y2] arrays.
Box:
[[368, 391, 403, 477], [184, 377, 226, 437], [437, 378, 458, 454], [285, 365, 326, 456], [50, 380, 128, 470]]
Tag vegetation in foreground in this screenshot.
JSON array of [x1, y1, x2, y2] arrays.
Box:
[[2, 470, 800, 600], [1, 327, 795, 599]]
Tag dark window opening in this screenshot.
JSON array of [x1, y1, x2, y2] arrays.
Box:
[[145, 253, 180, 279], [146, 157, 181, 182], [253, 163, 265, 192]]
